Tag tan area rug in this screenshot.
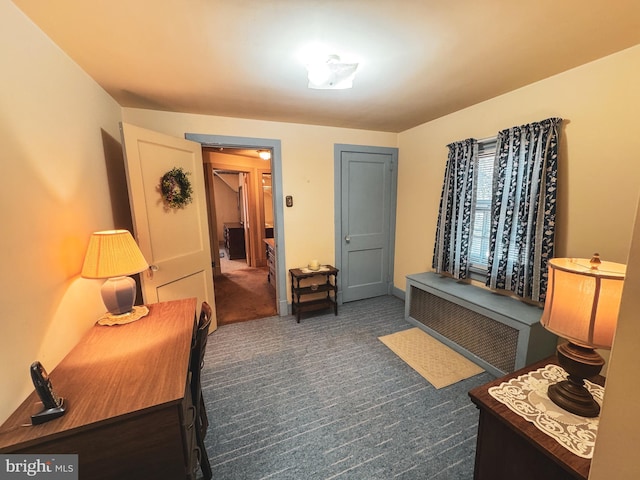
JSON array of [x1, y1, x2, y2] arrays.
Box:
[[379, 327, 484, 389]]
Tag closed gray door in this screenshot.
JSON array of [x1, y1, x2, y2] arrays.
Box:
[[336, 145, 398, 303]]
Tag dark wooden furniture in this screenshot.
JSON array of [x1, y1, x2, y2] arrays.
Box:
[[468, 356, 604, 480], [264, 238, 276, 289], [289, 265, 338, 323], [191, 302, 212, 480], [224, 222, 245, 260], [0, 298, 199, 480]]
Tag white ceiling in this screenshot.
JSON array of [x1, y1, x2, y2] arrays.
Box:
[[13, 0, 640, 132]]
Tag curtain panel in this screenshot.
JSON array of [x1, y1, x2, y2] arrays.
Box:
[[432, 138, 478, 279], [486, 117, 562, 302]]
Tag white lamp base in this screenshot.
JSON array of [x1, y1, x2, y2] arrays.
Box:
[[101, 276, 137, 315]]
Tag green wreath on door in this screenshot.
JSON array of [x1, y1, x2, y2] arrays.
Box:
[[160, 167, 193, 209]]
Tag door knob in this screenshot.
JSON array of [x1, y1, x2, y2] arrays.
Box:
[[345, 236, 351, 243], [148, 264, 159, 278]]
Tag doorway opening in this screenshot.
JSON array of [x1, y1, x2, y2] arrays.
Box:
[[202, 147, 276, 324], [186, 133, 287, 319]]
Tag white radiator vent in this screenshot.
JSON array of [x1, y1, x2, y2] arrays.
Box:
[[409, 286, 519, 373]]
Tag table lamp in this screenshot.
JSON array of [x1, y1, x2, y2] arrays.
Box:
[[81, 230, 149, 321], [540, 254, 625, 417]]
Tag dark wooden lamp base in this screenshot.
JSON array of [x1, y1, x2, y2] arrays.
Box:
[[548, 342, 604, 418]]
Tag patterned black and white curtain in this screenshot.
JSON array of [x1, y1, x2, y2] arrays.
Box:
[[432, 138, 478, 279], [486, 118, 562, 302]]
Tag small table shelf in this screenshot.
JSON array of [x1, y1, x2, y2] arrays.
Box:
[[289, 265, 338, 323]]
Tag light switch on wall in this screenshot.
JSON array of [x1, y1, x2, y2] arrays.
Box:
[[285, 195, 293, 207]]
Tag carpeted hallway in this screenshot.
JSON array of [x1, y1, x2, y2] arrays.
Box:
[[214, 267, 277, 325]]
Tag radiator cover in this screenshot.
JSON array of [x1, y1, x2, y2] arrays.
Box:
[[410, 287, 519, 373], [404, 272, 557, 376]]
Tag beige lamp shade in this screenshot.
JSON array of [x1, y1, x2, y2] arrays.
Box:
[[541, 257, 626, 350], [81, 230, 148, 279]]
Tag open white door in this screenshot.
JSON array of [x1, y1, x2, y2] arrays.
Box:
[[239, 172, 252, 266], [120, 122, 217, 331]]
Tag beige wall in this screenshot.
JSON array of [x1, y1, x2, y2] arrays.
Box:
[[121, 109, 398, 273], [396, 45, 640, 289], [212, 175, 241, 240], [0, 3, 123, 422]]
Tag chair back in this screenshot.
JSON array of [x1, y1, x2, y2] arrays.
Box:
[[191, 302, 212, 402], [190, 301, 213, 479]]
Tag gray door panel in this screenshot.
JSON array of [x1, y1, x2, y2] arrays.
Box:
[[336, 146, 398, 303]]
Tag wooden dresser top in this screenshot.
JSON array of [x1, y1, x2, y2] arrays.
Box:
[[0, 297, 197, 451]]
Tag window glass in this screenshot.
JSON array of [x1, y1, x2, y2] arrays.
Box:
[[469, 141, 496, 271]]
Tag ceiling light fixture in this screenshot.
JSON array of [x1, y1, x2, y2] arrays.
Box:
[[258, 150, 271, 160], [306, 54, 359, 90]]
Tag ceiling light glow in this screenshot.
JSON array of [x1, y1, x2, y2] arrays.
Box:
[[306, 54, 359, 90], [258, 150, 271, 160]]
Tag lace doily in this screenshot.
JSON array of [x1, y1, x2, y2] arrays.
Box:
[[97, 305, 150, 326], [300, 266, 330, 273], [488, 364, 603, 458]]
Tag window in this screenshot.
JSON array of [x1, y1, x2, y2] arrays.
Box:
[[434, 119, 559, 300], [469, 139, 496, 272]]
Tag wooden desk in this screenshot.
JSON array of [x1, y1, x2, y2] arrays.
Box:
[[0, 298, 198, 479], [468, 356, 604, 480]]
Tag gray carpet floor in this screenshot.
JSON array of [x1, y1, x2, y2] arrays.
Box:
[[200, 295, 496, 479]]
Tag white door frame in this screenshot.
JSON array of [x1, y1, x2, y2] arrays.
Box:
[[186, 133, 287, 316]]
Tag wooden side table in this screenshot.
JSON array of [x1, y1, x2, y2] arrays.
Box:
[[289, 265, 338, 322], [468, 356, 604, 480]]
